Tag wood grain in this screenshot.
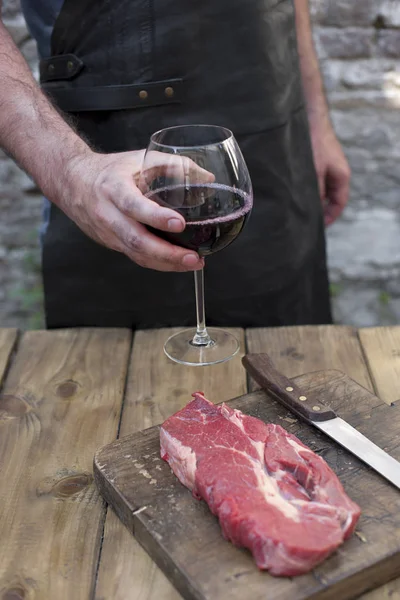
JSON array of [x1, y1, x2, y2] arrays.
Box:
[[95, 328, 247, 600], [0, 329, 18, 386], [358, 326, 400, 405], [95, 369, 400, 600], [246, 325, 373, 390], [0, 328, 131, 600]]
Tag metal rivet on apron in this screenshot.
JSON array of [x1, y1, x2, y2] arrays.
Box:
[[165, 86, 174, 98], [48, 64, 55, 74], [139, 90, 148, 100], [67, 61, 74, 71]]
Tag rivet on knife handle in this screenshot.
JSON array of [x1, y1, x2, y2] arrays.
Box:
[[242, 353, 337, 423]]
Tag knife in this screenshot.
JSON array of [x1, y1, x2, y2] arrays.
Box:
[[242, 353, 400, 490]]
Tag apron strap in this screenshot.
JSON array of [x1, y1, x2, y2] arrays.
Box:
[[40, 54, 184, 112]]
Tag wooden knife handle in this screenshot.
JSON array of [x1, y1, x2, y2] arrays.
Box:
[[242, 353, 337, 422]]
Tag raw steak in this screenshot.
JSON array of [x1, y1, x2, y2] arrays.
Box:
[[160, 392, 361, 576]]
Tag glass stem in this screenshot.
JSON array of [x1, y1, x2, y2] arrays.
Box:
[[192, 267, 212, 346]]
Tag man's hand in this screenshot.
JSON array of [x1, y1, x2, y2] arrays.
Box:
[[62, 149, 212, 272], [308, 117, 351, 226], [0, 22, 210, 272]]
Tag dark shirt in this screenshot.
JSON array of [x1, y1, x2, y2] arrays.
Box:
[[20, 0, 63, 58]]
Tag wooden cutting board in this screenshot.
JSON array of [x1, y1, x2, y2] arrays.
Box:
[[94, 369, 400, 600]]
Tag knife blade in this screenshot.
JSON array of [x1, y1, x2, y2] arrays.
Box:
[[242, 353, 400, 490]]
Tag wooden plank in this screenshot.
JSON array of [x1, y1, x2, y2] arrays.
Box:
[[94, 369, 400, 600], [95, 327, 247, 600], [0, 329, 18, 386], [246, 325, 400, 600], [357, 325, 400, 599], [358, 326, 400, 405], [0, 328, 132, 600], [246, 325, 373, 390]]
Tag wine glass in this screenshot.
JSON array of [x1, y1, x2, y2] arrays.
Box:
[[140, 124, 253, 366]]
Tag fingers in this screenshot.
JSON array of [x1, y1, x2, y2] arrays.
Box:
[[140, 150, 215, 190], [100, 177, 186, 233], [96, 201, 204, 272], [123, 222, 204, 272], [100, 151, 215, 233], [324, 163, 351, 226]]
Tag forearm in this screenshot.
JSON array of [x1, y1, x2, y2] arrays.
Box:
[[0, 19, 90, 204], [293, 0, 350, 225], [293, 0, 329, 126]]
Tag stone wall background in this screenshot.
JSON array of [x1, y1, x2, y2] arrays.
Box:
[[1, 0, 399, 329]]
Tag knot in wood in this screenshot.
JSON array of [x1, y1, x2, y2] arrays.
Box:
[[53, 473, 93, 498], [2, 587, 26, 600], [37, 472, 93, 498], [56, 380, 79, 398], [0, 394, 33, 419], [280, 347, 305, 361]]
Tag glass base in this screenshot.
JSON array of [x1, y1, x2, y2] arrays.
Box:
[[164, 328, 240, 366]]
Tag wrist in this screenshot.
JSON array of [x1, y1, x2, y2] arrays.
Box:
[[306, 101, 333, 136], [42, 141, 94, 211]]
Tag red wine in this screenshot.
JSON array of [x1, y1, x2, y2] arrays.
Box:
[[147, 184, 252, 256]]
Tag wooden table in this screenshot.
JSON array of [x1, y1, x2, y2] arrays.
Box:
[[1, 325, 400, 600]]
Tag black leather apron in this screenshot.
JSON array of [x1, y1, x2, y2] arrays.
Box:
[[39, 0, 332, 329]]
